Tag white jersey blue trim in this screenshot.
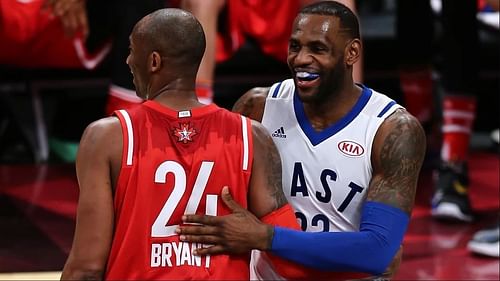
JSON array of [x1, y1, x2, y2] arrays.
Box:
[[293, 86, 372, 146], [250, 78, 404, 281], [377, 100, 397, 118]]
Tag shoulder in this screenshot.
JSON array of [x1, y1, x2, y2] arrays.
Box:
[[372, 108, 426, 173], [369, 109, 426, 212], [249, 119, 270, 140], [249, 119, 276, 159], [79, 116, 122, 153], [76, 116, 123, 181], [83, 116, 121, 140], [232, 87, 270, 122], [377, 109, 424, 139]]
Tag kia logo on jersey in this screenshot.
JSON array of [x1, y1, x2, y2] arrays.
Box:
[[338, 140, 364, 157]]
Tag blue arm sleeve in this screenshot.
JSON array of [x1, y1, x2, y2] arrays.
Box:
[[270, 201, 410, 275]]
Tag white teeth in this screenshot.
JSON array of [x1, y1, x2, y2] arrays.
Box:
[[296, 71, 319, 79], [296, 71, 310, 78]]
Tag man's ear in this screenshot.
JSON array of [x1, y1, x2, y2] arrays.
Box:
[[345, 38, 361, 66], [150, 51, 162, 72]]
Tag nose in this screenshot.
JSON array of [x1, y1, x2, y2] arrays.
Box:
[[293, 49, 313, 66]]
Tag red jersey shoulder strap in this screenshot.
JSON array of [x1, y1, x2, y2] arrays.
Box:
[[240, 115, 253, 172], [114, 109, 134, 166]]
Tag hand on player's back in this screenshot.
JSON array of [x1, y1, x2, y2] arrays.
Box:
[[177, 186, 273, 255]]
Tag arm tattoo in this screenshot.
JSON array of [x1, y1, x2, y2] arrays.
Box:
[[368, 112, 426, 213], [266, 137, 288, 209]]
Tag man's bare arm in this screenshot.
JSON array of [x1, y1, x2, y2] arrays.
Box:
[[368, 109, 426, 213], [232, 87, 269, 122], [247, 120, 287, 216], [60, 117, 122, 280], [364, 109, 425, 277]]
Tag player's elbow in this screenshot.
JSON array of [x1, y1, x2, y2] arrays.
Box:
[[364, 255, 391, 276], [61, 268, 104, 281], [61, 261, 105, 280], [360, 231, 399, 276]]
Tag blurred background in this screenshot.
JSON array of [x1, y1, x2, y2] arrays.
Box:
[[0, 0, 498, 279]]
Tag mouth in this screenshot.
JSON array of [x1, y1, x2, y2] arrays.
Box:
[[295, 71, 320, 88]]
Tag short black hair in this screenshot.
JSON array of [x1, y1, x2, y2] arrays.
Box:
[[138, 8, 206, 67], [299, 1, 360, 39]]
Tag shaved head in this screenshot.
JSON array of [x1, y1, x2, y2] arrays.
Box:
[[133, 8, 206, 70]]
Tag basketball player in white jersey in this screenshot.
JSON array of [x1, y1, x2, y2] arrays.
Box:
[[177, 1, 426, 279]]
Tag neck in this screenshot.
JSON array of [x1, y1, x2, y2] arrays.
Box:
[[303, 82, 361, 131], [149, 78, 205, 110]]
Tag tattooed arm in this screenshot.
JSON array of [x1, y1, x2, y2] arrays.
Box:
[[361, 109, 426, 277], [369, 108, 426, 213], [247, 120, 288, 218]]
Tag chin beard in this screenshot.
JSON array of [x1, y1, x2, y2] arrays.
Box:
[[315, 68, 344, 102]]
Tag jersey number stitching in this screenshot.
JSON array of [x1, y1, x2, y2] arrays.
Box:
[[152, 161, 216, 237]]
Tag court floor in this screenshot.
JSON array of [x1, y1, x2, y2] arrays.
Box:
[[0, 150, 498, 280]]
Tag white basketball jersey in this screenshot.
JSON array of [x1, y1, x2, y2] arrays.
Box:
[[250, 78, 403, 280]]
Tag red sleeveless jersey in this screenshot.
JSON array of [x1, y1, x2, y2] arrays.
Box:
[[106, 101, 253, 280]]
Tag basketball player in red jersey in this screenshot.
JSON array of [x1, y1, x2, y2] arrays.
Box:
[[60, 8, 303, 280]]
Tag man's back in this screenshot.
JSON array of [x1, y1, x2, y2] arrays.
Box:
[[106, 101, 253, 279]]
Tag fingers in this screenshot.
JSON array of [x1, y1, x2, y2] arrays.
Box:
[[221, 186, 245, 212], [179, 233, 219, 245], [193, 245, 226, 256], [46, 0, 88, 38], [53, 0, 70, 17], [176, 223, 219, 235], [62, 12, 78, 37], [78, 8, 89, 39], [182, 214, 220, 225]]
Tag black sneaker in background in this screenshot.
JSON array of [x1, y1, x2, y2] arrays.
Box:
[[431, 162, 474, 222]]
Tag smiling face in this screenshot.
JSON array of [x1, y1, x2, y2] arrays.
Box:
[[287, 14, 353, 103]]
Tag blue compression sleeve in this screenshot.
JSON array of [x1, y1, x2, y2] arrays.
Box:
[[270, 201, 410, 275]]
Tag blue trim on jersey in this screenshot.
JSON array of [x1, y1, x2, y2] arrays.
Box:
[[377, 100, 397, 118], [293, 85, 372, 146], [271, 82, 283, 98], [270, 201, 410, 275]]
